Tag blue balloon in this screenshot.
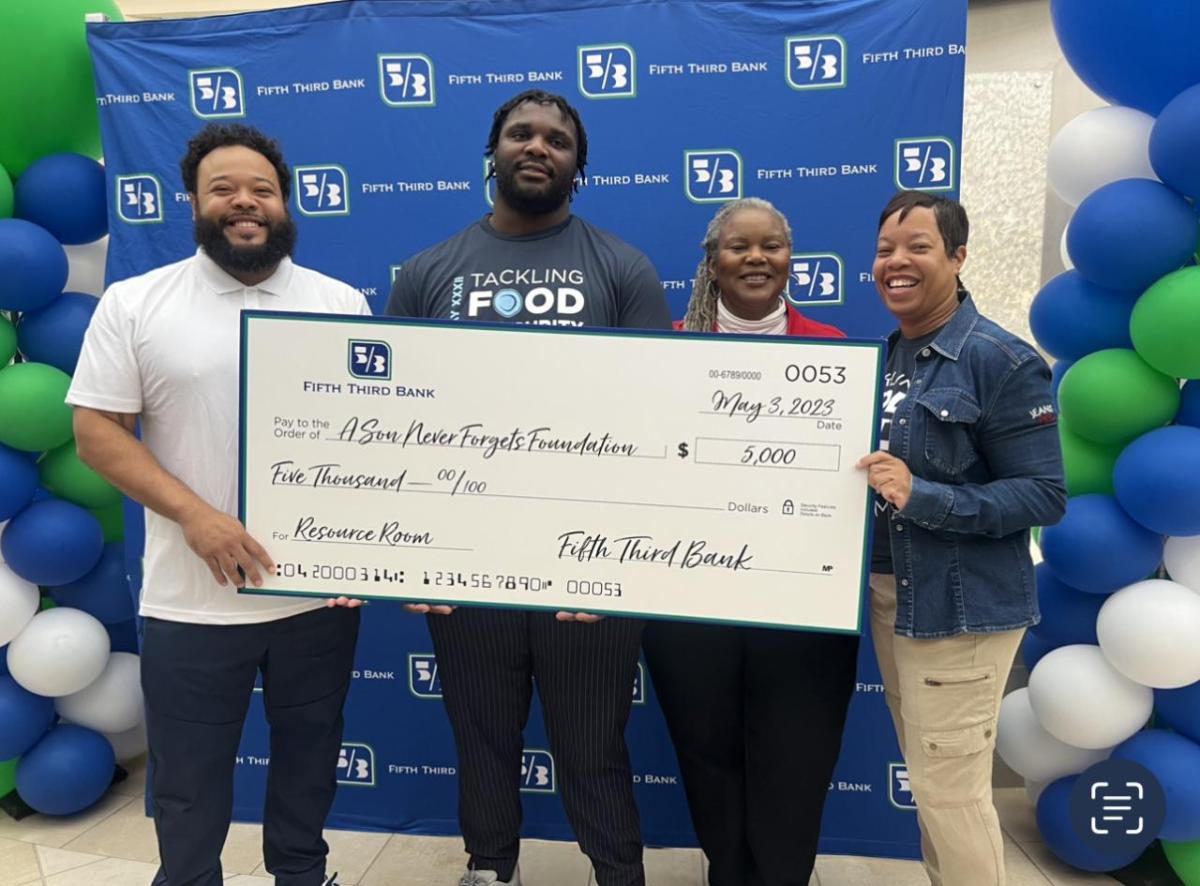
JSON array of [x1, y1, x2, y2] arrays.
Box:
[[1114, 426, 1200, 536], [1029, 272, 1138, 362], [12, 154, 107, 246], [1041, 494, 1163, 594], [0, 644, 8, 677], [48, 544, 134, 625], [1177, 381, 1200, 429], [1112, 730, 1200, 842], [1051, 0, 1200, 116], [0, 499, 104, 586], [105, 618, 139, 654], [1150, 83, 1200, 200], [0, 675, 56, 759], [0, 443, 38, 521], [0, 218, 68, 312], [1066, 180, 1198, 293], [16, 292, 98, 375], [1050, 359, 1073, 405], [1156, 683, 1200, 746], [1021, 628, 1058, 671], [1034, 562, 1103, 645], [1036, 776, 1143, 871], [14, 724, 114, 816]]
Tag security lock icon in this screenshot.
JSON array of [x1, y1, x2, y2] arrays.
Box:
[[782, 499, 795, 515]]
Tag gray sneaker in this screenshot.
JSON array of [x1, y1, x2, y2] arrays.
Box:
[[457, 865, 521, 886]]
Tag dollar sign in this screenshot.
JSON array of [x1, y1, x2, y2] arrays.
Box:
[[677, 442, 689, 459]]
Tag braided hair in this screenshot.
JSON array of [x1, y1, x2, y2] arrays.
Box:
[[680, 197, 793, 332]]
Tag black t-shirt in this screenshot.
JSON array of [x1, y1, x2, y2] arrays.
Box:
[[385, 214, 670, 330], [871, 328, 940, 574]]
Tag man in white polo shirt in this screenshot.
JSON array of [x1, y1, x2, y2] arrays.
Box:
[[68, 124, 366, 886]]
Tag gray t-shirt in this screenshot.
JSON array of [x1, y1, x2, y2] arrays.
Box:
[[385, 214, 671, 330]]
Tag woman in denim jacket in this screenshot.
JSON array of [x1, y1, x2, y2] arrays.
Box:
[[858, 191, 1066, 886]]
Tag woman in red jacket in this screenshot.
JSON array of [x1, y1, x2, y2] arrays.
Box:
[[644, 197, 859, 886]]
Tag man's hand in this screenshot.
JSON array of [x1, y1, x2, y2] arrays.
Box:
[[857, 451, 914, 512], [179, 503, 275, 588], [404, 603, 457, 615], [555, 611, 604, 623]]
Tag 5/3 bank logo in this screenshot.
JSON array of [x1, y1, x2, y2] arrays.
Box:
[[295, 165, 350, 216], [337, 743, 376, 787], [521, 749, 556, 794], [895, 137, 955, 191], [189, 67, 245, 119], [888, 762, 916, 810], [786, 36, 846, 90], [685, 150, 742, 203], [578, 44, 636, 99], [348, 339, 391, 380], [408, 653, 443, 698], [632, 662, 645, 705], [115, 174, 163, 224], [379, 54, 436, 107], [787, 253, 843, 307]]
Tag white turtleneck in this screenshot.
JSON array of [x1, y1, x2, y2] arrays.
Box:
[[716, 296, 788, 335]]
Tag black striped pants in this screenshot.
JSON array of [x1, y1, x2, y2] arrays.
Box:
[[427, 608, 645, 886]]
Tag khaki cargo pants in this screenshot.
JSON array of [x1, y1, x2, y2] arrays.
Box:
[[870, 573, 1023, 886]]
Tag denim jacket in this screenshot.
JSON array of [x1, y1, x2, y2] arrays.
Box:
[[882, 294, 1066, 638]]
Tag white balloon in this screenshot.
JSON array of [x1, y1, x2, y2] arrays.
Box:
[[997, 688, 1112, 781], [55, 652, 142, 734], [0, 562, 39, 646], [63, 236, 109, 297], [1025, 778, 1049, 806], [1060, 225, 1074, 271], [104, 719, 147, 764], [1027, 644, 1152, 749], [1047, 106, 1158, 206], [7, 608, 111, 697], [1166, 535, 1200, 593], [1097, 579, 1200, 688]]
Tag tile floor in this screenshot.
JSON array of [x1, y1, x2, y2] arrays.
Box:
[[0, 756, 1116, 885]]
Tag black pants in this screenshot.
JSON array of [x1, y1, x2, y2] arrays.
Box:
[[643, 621, 859, 886], [427, 608, 645, 886], [142, 606, 360, 886]]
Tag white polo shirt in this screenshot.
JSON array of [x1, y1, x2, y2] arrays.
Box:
[[67, 250, 371, 625]]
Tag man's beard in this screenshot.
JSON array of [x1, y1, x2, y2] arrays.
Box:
[[493, 158, 574, 216], [194, 214, 297, 276]]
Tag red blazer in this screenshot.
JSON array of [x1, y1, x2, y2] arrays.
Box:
[[674, 302, 846, 339]]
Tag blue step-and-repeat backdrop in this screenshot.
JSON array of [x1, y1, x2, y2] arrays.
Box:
[[88, 0, 965, 858]]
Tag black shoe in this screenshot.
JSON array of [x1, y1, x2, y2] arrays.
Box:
[[322, 874, 340, 886]]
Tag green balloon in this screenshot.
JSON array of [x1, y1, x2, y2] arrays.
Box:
[[1059, 415, 1120, 497], [1131, 267, 1200, 380], [1164, 838, 1200, 886], [0, 362, 74, 451], [0, 757, 16, 799], [39, 439, 119, 508], [0, 313, 16, 366], [0, 0, 124, 176], [90, 500, 125, 542], [1057, 348, 1180, 446], [39, 594, 56, 611], [0, 162, 12, 218]]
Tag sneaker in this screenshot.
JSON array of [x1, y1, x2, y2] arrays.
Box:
[[457, 865, 521, 885]]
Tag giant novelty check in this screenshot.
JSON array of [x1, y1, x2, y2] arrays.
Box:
[[240, 313, 883, 632]]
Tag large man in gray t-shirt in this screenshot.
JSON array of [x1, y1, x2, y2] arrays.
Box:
[[385, 90, 669, 886]]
